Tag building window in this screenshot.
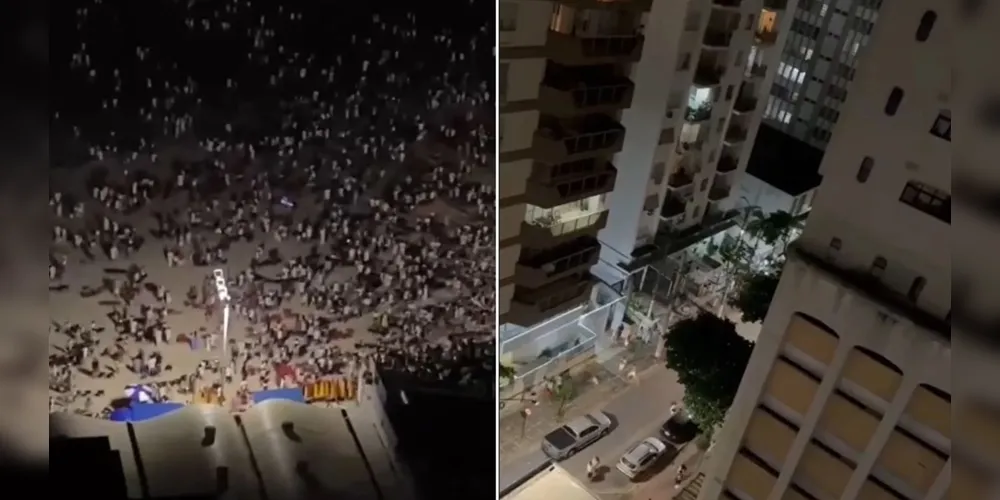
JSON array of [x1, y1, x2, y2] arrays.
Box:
[[746, 14, 755, 30], [829, 237, 842, 250], [700, 179, 709, 191], [499, 2, 518, 31], [693, 205, 701, 217], [870, 256, 887, 277], [915, 11, 937, 41], [885, 87, 904, 115], [725, 85, 734, 101], [907, 277, 926, 301], [856, 156, 874, 182], [899, 180, 951, 223], [930, 111, 951, 141]]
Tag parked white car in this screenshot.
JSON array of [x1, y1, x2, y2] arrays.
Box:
[[616, 437, 669, 479]]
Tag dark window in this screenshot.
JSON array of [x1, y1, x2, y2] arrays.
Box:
[[870, 256, 887, 277], [915, 11, 937, 41], [899, 180, 951, 223], [885, 87, 904, 115], [857, 156, 874, 182], [746, 15, 755, 30], [725, 85, 734, 100], [700, 179, 709, 191], [829, 237, 842, 250], [946, 309, 951, 322], [907, 277, 926, 301], [930, 111, 951, 141]]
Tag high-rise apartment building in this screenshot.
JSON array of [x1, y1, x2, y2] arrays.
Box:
[[696, 1, 956, 499], [761, 0, 883, 148], [498, 0, 797, 366], [498, 0, 648, 328], [594, 0, 794, 285]]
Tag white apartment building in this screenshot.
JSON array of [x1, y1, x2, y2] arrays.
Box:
[[593, 0, 795, 285], [761, 0, 883, 148], [497, 0, 798, 383], [696, 0, 965, 498]]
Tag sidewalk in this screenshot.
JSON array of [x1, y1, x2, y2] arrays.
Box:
[[499, 339, 662, 462]]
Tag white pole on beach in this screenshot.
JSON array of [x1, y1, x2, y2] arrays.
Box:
[[212, 268, 231, 401]]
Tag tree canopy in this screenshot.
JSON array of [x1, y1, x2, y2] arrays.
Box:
[[665, 312, 754, 432], [730, 267, 782, 323]]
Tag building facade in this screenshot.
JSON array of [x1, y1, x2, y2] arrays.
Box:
[[498, 0, 648, 329], [697, 1, 956, 499], [761, 0, 884, 149], [594, 0, 794, 285], [498, 0, 799, 381]]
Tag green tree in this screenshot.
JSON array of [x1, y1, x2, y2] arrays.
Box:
[[746, 210, 799, 258], [553, 376, 577, 419], [730, 268, 782, 323], [665, 312, 754, 433]]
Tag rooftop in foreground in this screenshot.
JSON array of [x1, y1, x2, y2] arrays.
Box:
[[51, 401, 408, 500], [502, 464, 598, 500]]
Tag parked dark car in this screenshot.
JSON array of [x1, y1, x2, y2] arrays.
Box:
[[660, 411, 699, 445]]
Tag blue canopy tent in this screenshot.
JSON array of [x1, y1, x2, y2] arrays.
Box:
[[108, 402, 185, 422], [252, 388, 305, 404]]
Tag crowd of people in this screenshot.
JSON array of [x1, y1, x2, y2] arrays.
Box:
[[50, 0, 495, 417]]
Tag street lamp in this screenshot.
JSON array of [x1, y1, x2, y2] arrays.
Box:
[[212, 268, 231, 400]]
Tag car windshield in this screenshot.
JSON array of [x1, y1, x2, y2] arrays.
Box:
[[620, 455, 637, 469]]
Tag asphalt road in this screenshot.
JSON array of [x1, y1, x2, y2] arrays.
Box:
[[499, 366, 686, 498]]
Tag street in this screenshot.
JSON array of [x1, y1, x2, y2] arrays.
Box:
[[500, 365, 687, 498]]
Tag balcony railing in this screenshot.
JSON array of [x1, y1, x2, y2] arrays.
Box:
[[713, 0, 742, 8], [733, 97, 758, 113], [763, 0, 788, 10], [716, 155, 738, 173], [790, 243, 949, 338], [725, 126, 748, 143], [661, 196, 686, 218], [755, 29, 778, 45], [535, 115, 626, 160], [541, 65, 636, 115], [703, 30, 734, 48], [668, 170, 694, 188], [693, 65, 724, 86], [686, 104, 713, 122], [745, 64, 767, 79], [654, 208, 741, 254], [708, 185, 731, 201], [524, 208, 608, 238], [547, 30, 646, 65]]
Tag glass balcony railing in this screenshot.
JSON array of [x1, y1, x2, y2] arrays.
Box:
[[525, 206, 608, 237]]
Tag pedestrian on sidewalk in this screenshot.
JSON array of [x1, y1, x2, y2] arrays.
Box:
[[586, 456, 601, 480]]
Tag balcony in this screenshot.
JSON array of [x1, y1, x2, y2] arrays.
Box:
[[533, 115, 626, 163], [716, 155, 738, 173], [521, 207, 609, 248], [703, 30, 734, 49], [515, 236, 601, 289], [539, 65, 635, 117], [693, 65, 724, 87], [667, 169, 694, 189], [507, 275, 594, 327], [733, 97, 758, 114], [712, 0, 742, 8], [525, 162, 617, 208], [660, 195, 687, 219], [685, 104, 713, 122], [724, 126, 748, 144], [763, 0, 788, 10], [745, 64, 767, 79], [790, 243, 949, 338], [755, 29, 778, 46], [547, 30, 645, 66], [708, 183, 731, 201], [654, 208, 741, 254]]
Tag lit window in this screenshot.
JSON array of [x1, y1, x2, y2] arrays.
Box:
[[797, 71, 806, 84], [820, 4, 828, 17]]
